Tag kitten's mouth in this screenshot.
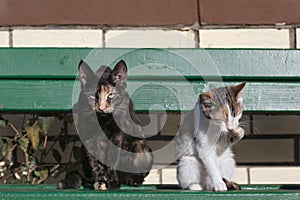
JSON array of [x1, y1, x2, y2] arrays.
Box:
[[95, 109, 110, 115], [94, 104, 109, 114]]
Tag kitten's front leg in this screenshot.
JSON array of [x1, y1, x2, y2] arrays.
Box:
[[199, 149, 227, 191], [227, 127, 244, 143]]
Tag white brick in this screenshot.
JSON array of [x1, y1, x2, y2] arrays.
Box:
[[13, 29, 102, 47], [295, 29, 300, 48], [0, 31, 9, 47], [144, 168, 161, 184], [161, 166, 178, 184], [105, 30, 196, 48], [232, 167, 248, 184], [200, 29, 289, 48], [250, 167, 300, 184]]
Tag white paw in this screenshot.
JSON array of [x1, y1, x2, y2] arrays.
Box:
[[188, 183, 202, 190], [94, 182, 107, 190], [213, 181, 227, 192], [234, 127, 245, 139], [228, 127, 244, 143]]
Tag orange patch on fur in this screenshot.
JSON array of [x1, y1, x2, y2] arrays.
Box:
[[213, 104, 229, 122]]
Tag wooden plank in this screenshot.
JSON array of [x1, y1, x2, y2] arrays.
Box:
[[130, 81, 300, 113], [1, 80, 300, 112], [0, 48, 89, 79], [1, 48, 300, 81], [0, 184, 299, 200], [0, 80, 76, 112]]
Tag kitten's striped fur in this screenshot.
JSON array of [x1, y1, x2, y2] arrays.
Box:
[[176, 83, 246, 191], [58, 60, 153, 190]]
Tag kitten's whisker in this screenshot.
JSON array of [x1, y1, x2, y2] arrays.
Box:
[[112, 108, 127, 113], [239, 121, 259, 135]]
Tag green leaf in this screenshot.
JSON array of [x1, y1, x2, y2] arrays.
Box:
[[0, 119, 7, 128], [26, 125, 40, 151], [1, 138, 14, 162], [29, 155, 37, 162], [0, 137, 3, 148], [18, 137, 29, 152], [52, 149, 62, 163], [3, 146, 12, 162], [6, 138, 13, 149], [34, 169, 48, 184], [38, 116, 55, 135]]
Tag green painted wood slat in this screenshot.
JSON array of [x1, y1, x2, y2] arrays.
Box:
[[0, 184, 299, 200], [1, 48, 300, 112], [0, 80, 299, 112], [1, 48, 300, 80]]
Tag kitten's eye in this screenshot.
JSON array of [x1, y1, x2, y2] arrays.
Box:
[[107, 93, 114, 99], [204, 103, 215, 110]]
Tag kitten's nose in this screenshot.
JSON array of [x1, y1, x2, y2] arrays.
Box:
[[99, 105, 106, 111], [227, 126, 234, 131], [95, 103, 106, 112], [98, 101, 107, 111]]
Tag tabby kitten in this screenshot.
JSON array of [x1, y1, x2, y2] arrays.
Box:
[[58, 60, 153, 190], [176, 83, 246, 191]]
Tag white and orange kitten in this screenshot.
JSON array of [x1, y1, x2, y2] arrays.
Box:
[[176, 83, 246, 191]]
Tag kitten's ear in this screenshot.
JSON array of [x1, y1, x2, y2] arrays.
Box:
[[78, 60, 96, 86], [231, 82, 246, 102], [111, 60, 128, 85]]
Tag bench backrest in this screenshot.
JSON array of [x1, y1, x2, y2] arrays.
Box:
[[1, 48, 300, 113]]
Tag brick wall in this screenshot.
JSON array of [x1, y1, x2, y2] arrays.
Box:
[[0, 28, 298, 48], [1, 0, 300, 185], [1, 0, 300, 26]]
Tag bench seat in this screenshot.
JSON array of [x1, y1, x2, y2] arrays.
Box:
[[0, 184, 300, 200]]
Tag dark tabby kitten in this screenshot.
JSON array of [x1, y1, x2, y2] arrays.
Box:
[[58, 60, 153, 190]]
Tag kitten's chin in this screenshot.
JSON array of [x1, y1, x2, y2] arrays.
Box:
[[94, 109, 112, 116], [220, 127, 229, 133]]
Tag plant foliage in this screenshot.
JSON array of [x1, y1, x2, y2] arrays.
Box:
[[0, 114, 80, 184]]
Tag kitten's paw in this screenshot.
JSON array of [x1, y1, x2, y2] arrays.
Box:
[[188, 183, 203, 190], [234, 127, 245, 139], [222, 178, 241, 190], [94, 180, 120, 190], [94, 182, 108, 190], [228, 127, 244, 143], [213, 181, 227, 192]]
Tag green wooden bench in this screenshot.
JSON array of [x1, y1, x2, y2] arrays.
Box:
[[1, 48, 300, 199], [1, 48, 300, 113]]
